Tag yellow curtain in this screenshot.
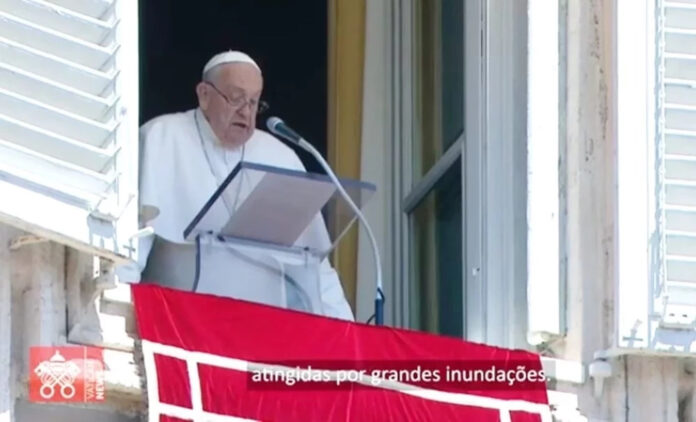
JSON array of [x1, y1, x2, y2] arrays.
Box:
[[413, 0, 442, 332], [327, 0, 366, 311]]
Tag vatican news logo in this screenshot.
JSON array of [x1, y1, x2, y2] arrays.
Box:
[[29, 346, 105, 403]]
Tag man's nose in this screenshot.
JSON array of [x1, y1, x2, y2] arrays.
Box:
[[235, 102, 252, 118]]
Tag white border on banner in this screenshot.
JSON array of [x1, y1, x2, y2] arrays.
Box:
[[141, 340, 553, 422]]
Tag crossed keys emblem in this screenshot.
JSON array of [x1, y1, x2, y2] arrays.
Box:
[[33, 351, 81, 399]]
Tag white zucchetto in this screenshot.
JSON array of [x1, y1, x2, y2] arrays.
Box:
[[202, 50, 261, 78]]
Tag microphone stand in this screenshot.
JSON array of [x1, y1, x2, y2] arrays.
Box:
[[269, 120, 385, 325]]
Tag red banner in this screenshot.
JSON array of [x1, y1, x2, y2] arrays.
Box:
[[132, 284, 551, 421]]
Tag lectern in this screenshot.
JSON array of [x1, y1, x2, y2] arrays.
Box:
[[182, 161, 375, 316]]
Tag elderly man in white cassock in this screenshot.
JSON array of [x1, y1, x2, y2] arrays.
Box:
[[121, 51, 354, 321]]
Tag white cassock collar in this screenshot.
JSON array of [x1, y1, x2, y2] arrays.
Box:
[[194, 108, 245, 186]]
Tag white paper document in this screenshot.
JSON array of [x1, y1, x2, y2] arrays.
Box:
[[221, 171, 336, 246]]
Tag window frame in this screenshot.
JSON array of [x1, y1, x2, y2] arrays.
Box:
[[398, 0, 467, 339], [393, 0, 528, 348]]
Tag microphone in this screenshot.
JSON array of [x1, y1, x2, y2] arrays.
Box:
[[266, 117, 303, 146], [265, 116, 385, 325]]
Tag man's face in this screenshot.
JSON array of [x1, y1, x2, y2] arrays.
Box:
[[196, 63, 264, 149]]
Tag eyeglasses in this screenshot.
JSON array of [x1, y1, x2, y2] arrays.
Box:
[[204, 81, 269, 115]]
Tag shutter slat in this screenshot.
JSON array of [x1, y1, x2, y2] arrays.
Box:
[[0, 37, 115, 95], [666, 156, 696, 180], [666, 184, 696, 207], [665, 57, 696, 80], [0, 63, 116, 122], [0, 138, 110, 201], [0, 11, 114, 69], [665, 77, 696, 85], [0, 88, 115, 145], [666, 129, 696, 137], [44, 0, 113, 20], [666, 209, 696, 232], [667, 257, 696, 282], [0, 113, 115, 172], [666, 153, 696, 161], [666, 3, 696, 32], [666, 83, 696, 106], [666, 33, 696, 55], [1, 0, 116, 46], [666, 229, 696, 237], [665, 281, 696, 305], [666, 28, 696, 35], [666, 106, 696, 131], [666, 136, 696, 155], [666, 52, 696, 61], [667, 234, 696, 256]]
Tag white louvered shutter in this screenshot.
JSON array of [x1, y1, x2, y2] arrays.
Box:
[[657, 1, 696, 327], [0, 0, 139, 262]]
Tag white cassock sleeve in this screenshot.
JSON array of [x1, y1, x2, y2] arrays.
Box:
[[318, 259, 355, 321]]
